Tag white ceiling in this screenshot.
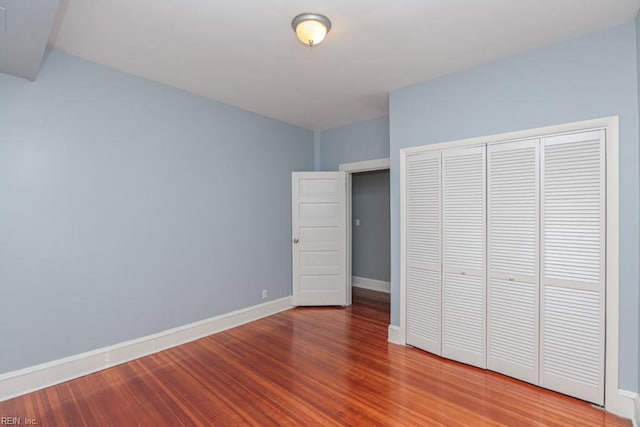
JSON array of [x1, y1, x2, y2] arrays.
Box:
[[48, 0, 640, 131]]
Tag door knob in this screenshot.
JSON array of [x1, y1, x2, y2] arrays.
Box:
[[293, 238, 299, 244]]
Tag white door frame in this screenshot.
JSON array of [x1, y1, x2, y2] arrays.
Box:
[[399, 116, 626, 417], [339, 158, 391, 306]]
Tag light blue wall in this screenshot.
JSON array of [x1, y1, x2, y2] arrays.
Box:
[[352, 170, 390, 282], [0, 50, 314, 374], [315, 116, 389, 171], [389, 22, 640, 392], [313, 131, 322, 171]]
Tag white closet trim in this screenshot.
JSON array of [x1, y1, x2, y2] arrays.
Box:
[[399, 116, 623, 416]]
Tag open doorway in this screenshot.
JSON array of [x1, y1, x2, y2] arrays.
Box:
[[339, 159, 390, 313]]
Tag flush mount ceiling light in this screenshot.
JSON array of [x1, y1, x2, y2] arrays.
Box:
[[291, 13, 332, 47]]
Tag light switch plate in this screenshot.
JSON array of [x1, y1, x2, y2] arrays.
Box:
[[0, 7, 6, 33]]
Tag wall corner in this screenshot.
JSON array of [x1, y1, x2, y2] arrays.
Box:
[[313, 131, 323, 171]]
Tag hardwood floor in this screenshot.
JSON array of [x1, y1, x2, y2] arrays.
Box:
[[0, 288, 630, 426]]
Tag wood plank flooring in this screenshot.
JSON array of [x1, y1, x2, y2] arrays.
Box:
[[0, 288, 630, 426]]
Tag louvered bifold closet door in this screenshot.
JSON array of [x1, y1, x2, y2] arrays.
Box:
[[540, 130, 605, 406], [487, 139, 539, 385], [442, 145, 486, 368], [405, 152, 442, 355]]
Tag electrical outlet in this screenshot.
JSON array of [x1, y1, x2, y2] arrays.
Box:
[[262, 289, 268, 299], [355, 218, 360, 226]]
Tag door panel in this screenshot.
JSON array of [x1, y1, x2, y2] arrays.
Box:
[[405, 152, 442, 355], [442, 271, 485, 364], [441, 145, 486, 368], [540, 130, 605, 405], [292, 172, 347, 306], [487, 139, 539, 385]]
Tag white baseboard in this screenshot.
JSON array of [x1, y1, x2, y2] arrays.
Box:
[[352, 276, 391, 293], [635, 392, 640, 427], [387, 324, 404, 345], [613, 389, 640, 424], [0, 297, 292, 402], [622, 389, 640, 427]]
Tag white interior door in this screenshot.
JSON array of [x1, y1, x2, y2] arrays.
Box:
[[292, 172, 348, 306], [441, 145, 486, 369], [405, 151, 442, 355], [487, 139, 539, 385], [540, 130, 605, 405]]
